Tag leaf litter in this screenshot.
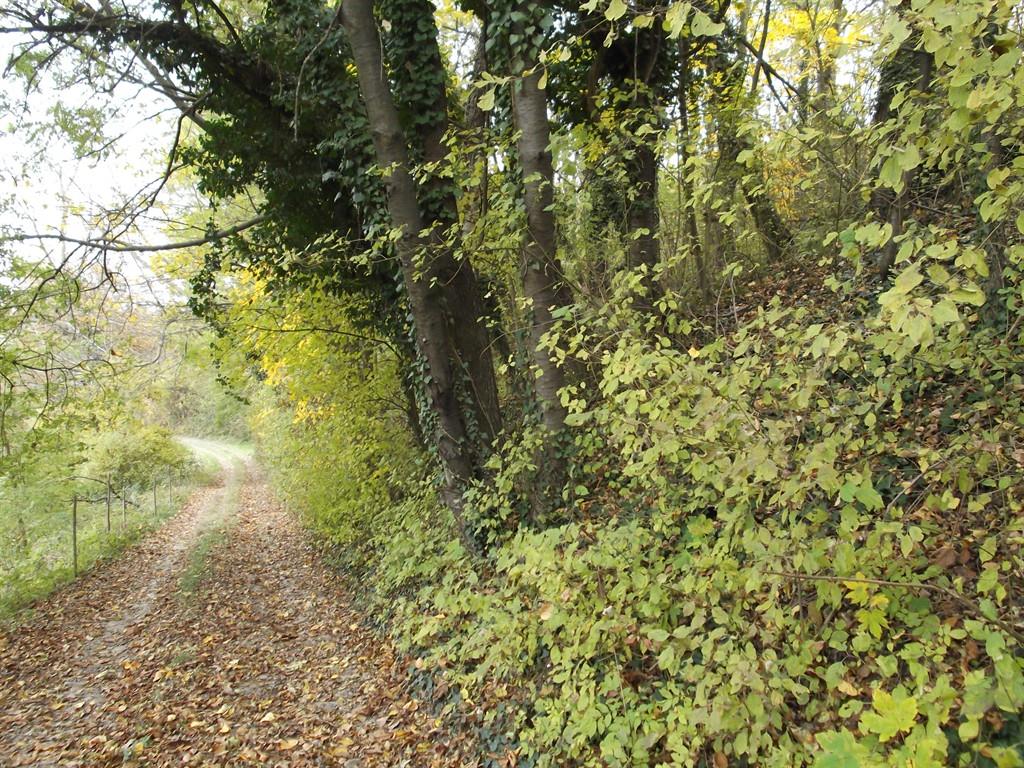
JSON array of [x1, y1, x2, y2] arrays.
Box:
[[0, 463, 473, 767]]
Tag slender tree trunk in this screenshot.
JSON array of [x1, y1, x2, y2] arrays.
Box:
[[678, 39, 709, 301], [582, 16, 664, 297], [626, 24, 663, 282], [980, 15, 1009, 306], [341, 0, 477, 546], [628, 127, 660, 275], [462, 28, 490, 239], [382, 0, 502, 447], [513, 67, 574, 433], [871, 2, 933, 279], [813, 0, 844, 110], [709, 44, 792, 262]]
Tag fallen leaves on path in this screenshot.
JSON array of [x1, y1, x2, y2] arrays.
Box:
[[0, 465, 476, 767]]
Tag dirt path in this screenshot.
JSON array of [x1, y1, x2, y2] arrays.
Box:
[[0, 445, 468, 767]]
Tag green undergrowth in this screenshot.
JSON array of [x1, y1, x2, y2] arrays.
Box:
[[245, 3, 1024, 763], [259, 274, 1024, 766], [0, 435, 229, 621], [0, 482, 197, 621], [392, 298, 1023, 768]]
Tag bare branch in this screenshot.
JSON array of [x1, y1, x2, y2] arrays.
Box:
[[6, 216, 267, 253]]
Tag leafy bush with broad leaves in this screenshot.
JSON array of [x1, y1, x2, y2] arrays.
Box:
[[390, 284, 1024, 765], [84, 424, 194, 489], [373, 2, 1024, 766], [239, 0, 1024, 765]]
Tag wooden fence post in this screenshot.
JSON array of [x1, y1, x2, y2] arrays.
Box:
[[72, 493, 79, 577], [105, 474, 112, 533]]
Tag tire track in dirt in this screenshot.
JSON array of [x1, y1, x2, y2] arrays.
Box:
[[0, 444, 241, 765], [0, 448, 471, 767]]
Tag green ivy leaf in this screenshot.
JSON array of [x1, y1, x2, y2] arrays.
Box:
[[814, 730, 870, 768]]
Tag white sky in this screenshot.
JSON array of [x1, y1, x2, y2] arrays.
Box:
[[0, 35, 190, 294]]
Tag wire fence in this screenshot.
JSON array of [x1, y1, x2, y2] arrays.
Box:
[[0, 470, 191, 616]]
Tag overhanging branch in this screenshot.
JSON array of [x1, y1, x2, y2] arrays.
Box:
[[6, 216, 267, 253]]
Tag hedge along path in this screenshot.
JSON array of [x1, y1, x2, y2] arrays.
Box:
[[0, 448, 470, 767]]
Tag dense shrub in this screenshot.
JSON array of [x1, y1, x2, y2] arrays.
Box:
[[84, 424, 195, 488]]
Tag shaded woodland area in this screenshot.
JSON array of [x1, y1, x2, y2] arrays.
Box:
[[2, 0, 1024, 765]]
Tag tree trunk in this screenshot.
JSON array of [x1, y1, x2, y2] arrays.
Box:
[[980, 15, 1008, 307], [382, 0, 502, 447], [461, 27, 490, 239], [341, 0, 477, 546], [512, 67, 574, 433], [813, 0, 844, 110], [628, 126, 661, 276], [625, 24, 663, 284], [708, 43, 792, 263], [582, 15, 664, 298], [871, 2, 933, 279], [678, 38, 709, 302]]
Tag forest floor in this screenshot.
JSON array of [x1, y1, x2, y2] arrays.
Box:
[[0, 441, 467, 767]]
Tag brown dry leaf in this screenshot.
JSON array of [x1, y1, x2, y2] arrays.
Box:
[[932, 546, 958, 569], [836, 679, 858, 697]]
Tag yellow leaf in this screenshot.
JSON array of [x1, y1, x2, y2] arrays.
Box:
[[332, 740, 352, 757], [605, 0, 627, 21], [837, 679, 859, 697], [477, 88, 496, 111]]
